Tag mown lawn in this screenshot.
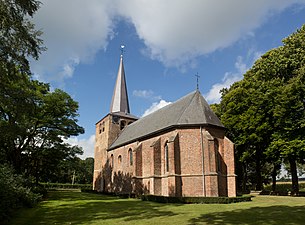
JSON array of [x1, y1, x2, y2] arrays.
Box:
[[10, 190, 305, 225]]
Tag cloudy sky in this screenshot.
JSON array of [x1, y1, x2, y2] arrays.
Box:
[[30, 0, 305, 158]]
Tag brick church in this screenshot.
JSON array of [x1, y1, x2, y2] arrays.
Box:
[[93, 53, 236, 197]]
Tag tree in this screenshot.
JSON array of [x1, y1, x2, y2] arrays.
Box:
[[0, 68, 84, 180], [217, 25, 305, 194], [0, 0, 44, 73]]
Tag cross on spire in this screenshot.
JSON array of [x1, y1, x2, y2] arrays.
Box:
[[195, 73, 200, 90]]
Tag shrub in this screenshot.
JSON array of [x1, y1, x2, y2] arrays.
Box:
[[41, 182, 92, 190], [141, 195, 252, 204], [263, 182, 305, 195], [0, 164, 42, 223]]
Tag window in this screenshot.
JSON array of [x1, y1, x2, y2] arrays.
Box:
[[120, 120, 126, 130], [165, 143, 169, 172], [129, 148, 133, 166], [214, 138, 221, 172], [118, 155, 122, 164], [99, 121, 105, 134], [110, 154, 114, 166]]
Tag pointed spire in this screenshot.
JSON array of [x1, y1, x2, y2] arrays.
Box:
[[110, 48, 130, 114]]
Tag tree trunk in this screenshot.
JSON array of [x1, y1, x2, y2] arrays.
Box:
[[255, 149, 263, 191], [271, 163, 280, 192], [242, 163, 248, 192], [272, 166, 277, 192], [289, 157, 299, 196]]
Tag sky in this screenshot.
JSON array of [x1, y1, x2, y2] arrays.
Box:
[[30, 0, 305, 159]]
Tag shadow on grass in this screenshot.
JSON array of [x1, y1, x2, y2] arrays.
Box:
[[36, 191, 179, 224], [189, 205, 305, 225]]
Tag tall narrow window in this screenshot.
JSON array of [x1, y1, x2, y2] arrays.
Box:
[[118, 155, 122, 164], [110, 154, 114, 167], [214, 138, 221, 172], [165, 143, 169, 172], [129, 148, 133, 166]]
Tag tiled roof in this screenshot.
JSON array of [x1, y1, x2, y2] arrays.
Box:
[[109, 90, 224, 149]]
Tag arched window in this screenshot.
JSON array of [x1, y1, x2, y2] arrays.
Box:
[[165, 142, 169, 172], [129, 148, 133, 166], [110, 154, 114, 167], [214, 138, 221, 172], [120, 120, 126, 130], [118, 155, 122, 164]]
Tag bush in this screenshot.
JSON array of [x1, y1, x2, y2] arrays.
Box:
[[263, 182, 305, 195], [141, 195, 252, 204], [0, 164, 42, 223], [41, 182, 92, 190]]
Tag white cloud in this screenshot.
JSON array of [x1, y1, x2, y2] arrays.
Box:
[[65, 135, 95, 159], [31, 0, 115, 82], [142, 99, 171, 117], [133, 90, 154, 98], [30, 0, 305, 81], [204, 51, 263, 103], [204, 56, 247, 103], [133, 89, 162, 101], [117, 0, 304, 67]]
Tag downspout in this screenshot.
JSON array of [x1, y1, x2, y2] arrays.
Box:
[[200, 126, 206, 197]]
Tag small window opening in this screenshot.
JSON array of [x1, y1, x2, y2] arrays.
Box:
[[129, 148, 133, 166]]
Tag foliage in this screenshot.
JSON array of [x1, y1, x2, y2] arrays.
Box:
[[41, 182, 92, 190], [0, 67, 84, 180], [0, 0, 44, 72], [216, 25, 305, 193], [264, 182, 305, 192], [141, 195, 252, 204], [52, 157, 94, 184], [0, 164, 42, 223]]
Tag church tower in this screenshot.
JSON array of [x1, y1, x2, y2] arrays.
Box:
[[93, 48, 138, 191]]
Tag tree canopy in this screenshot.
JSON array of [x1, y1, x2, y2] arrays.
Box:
[[215, 25, 305, 194], [0, 0, 85, 182], [0, 0, 44, 73]]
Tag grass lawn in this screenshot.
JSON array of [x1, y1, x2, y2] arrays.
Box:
[[10, 190, 305, 225]]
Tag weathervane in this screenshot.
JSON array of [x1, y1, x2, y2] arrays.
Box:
[[195, 73, 200, 90], [120, 44, 125, 56]]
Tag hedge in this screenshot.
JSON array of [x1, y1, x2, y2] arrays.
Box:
[[41, 183, 92, 190], [141, 195, 252, 204], [263, 182, 305, 192]]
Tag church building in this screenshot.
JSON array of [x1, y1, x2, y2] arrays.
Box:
[[93, 52, 236, 197]]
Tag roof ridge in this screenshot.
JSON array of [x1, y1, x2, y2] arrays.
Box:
[[175, 90, 198, 124]]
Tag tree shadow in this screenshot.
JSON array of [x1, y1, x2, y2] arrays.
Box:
[[188, 205, 305, 225], [35, 191, 179, 224]]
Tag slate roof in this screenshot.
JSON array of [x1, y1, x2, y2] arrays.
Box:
[[110, 55, 130, 113], [109, 90, 224, 149]]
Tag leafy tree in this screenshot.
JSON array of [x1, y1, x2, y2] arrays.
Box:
[[0, 67, 84, 181], [216, 25, 305, 194], [42, 157, 94, 184], [0, 0, 44, 72]]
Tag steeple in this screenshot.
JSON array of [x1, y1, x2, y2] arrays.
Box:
[[110, 48, 130, 114]]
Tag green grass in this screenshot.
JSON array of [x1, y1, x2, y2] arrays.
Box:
[[9, 190, 305, 225]]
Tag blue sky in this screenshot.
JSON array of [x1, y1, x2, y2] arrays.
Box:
[[30, 1, 305, 158]]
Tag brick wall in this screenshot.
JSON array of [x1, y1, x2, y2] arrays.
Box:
[[95, 126, 236, 197]]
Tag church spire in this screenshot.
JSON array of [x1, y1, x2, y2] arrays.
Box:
[[110, 46, 130, 114]]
